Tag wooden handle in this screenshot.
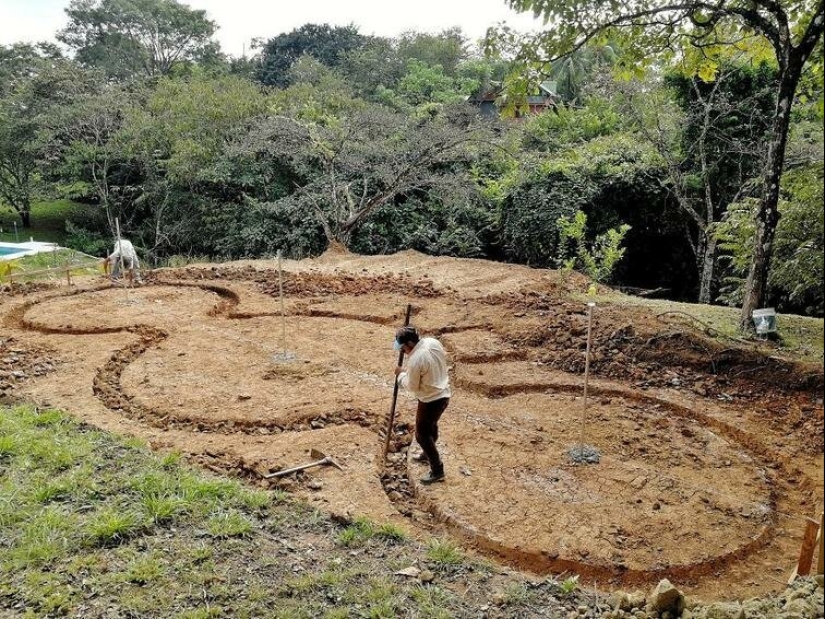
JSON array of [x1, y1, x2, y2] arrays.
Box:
[[265, 458, 327, 479], [383, 304, 413, 460]]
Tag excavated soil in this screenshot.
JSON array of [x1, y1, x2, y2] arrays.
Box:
[[2, 251, 823, 602]]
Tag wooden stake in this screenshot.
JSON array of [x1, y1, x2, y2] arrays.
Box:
[[278, 250, 286, 357], [383, 304, 413, 461], [789, 517, 820, 583], [817, 513, 824, 576]]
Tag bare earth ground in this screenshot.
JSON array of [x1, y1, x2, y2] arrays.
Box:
[[2, 250, 823, 604]]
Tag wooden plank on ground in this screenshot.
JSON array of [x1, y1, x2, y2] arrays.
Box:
[[790, 517, 821, 584], [817, 513, 824, 576]]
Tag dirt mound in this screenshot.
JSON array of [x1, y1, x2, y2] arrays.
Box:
[[0, 281, 58, 299], [156, 266, 445, 298], [487, 289, 823, 400], [0, 337, 57, 399]]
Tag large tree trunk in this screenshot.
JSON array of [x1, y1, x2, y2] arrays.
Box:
[[332, 227, 353, 250], [739, 64, 801, 330], [20, 209, 31, 228]]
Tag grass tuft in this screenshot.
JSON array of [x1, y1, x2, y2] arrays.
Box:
[[336, 517, 376, 547], [206, 510, 253, 538], [410, 585, 454, 618], [30, 409, 65, 427], [31, 479, 72, 504], [426, 538, 464, 568], [124, 555, 165, 585], [87, 507, 143, 546], [238, 489, 271, 512], [10, 506, 77, 567], [0, 435, 17, 458], [142, 493, 188, 524]]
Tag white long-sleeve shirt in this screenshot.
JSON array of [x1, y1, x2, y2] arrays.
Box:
[[109, 240, 138, 263], [399, 337, 452, 403]]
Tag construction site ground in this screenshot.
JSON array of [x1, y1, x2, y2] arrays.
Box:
[[2, 250, 823, 604]]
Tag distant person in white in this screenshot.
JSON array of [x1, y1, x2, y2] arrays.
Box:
[[104, 239, 142, 282], [394, 326, 452, 485]]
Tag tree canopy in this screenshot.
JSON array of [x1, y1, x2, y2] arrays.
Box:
[[254, 24, 371, 88], [502, 0, 824, 327], [1, 7, 822, 321], [58, 0, 219, 79]]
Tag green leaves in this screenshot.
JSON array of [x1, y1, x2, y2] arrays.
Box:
[[557, 210, 631, 282], [58, 0, 219, 80]]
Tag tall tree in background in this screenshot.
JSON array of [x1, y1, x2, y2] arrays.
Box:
[[502, 0, 824, 329], [235, 105, 495, 248], [44, 86, 138, 233], [0, 44, 91, 227], [549, 43, 620, 103], [254, 24, 370, 88], [396, 28, 469, 76], [618, 62, 775, 303], [58, 0, 218, 80]]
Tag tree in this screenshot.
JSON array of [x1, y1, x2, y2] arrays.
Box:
[[268, 57, 366, 123], [58, 0, 218, 80], [339, 38, 406, 99], [617, 61, 775, 303], [234, 105, 497, 248], [390, 60, 480, 108], [254, 24, 371, 88], [503, 0, 824, 328], [0, 44, 90, 227], [716, 163, 824, 315], [556, 210, 631, 283], [119, 75, 269, 258], [397, 28, 469, 77], [500, 131, 654, 268], [549, 43, 620, 103], [43, 86, 138, 234]]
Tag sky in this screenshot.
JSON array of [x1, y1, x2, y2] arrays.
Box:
[[0, 0, 543, 57]]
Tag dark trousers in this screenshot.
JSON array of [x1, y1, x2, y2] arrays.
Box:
[[415, 398, 450, 474]]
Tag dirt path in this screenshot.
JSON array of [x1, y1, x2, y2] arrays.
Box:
[[2, 251, 822, 603]]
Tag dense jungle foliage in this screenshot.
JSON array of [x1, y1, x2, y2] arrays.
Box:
[[0, 0, 822, 315]]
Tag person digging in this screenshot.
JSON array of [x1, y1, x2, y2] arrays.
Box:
[[393, 326, 452, 485], [103, 239, 142, 283]]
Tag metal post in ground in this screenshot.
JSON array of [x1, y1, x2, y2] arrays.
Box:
[[579, 301, 596, 450], [278, 250, 287, 358], [13, 221, 19, 243]]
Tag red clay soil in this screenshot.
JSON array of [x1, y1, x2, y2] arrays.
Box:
[[2, 251, 822, 603]]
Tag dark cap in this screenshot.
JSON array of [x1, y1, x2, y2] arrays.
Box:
[[395, 326, 420, 346]]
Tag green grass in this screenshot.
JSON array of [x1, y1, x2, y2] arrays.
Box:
[[336, 517, 376, 547], [0, 200, 88, 245], [0, 247, 101, 285], [592, 290, 825, 365], [0, 405, 603, 617], [425, 538, 464, 569], [559, 575, 581, 596], [206, 510, 253, 538]]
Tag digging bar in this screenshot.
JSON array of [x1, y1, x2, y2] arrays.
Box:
[[265, 449, 343, 479], [382, 304, 414, 461]]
